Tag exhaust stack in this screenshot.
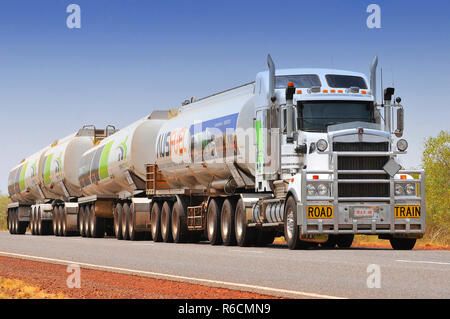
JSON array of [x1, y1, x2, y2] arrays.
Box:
[[370, 55, 378, 103]]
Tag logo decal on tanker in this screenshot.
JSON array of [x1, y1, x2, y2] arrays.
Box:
[[156, 113, 239, 160]]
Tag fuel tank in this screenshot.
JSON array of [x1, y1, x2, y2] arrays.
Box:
[[79, 111, 168, 197], [8, 127, 101, 203], [155, 83, 257, 191]]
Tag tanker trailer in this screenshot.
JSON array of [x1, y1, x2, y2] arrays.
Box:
[[144, 54, 425, 250], [7, 126, 115, 236], [7, 148, 51, 234], [77, 110, 169, 239]]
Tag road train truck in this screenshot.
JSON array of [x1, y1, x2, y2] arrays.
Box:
[[6, 55, 425, 250]]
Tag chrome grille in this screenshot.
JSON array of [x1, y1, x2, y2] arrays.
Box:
[[335, 142, 390, 198]]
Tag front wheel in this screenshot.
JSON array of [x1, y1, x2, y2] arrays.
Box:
[[390, 238, 416, 250], [336, 234, 354, 248], [284, 196, 303, 250]]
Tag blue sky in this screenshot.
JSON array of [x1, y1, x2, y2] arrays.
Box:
[[0, 0, 449, 193]]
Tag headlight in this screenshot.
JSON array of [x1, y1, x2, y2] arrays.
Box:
[[306, 184, 316, 196], [316, 139, 328, 152], [317, 184, 329, 196], [397, 139, 408, 152], [405, 183, 416, 196], [394, 184, 404, 196]]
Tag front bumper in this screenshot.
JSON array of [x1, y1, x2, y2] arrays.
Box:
[[298, 168, 426, 237]]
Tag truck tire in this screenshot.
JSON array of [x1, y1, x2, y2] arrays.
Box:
[[336, 234, 354, 248], [221, 198, 237, 246], [79, 206, 86, 237], [28, 208, 32, 235], [161, 201, 173, 243], [207, 199, 222, 245], [114, 203, 123, 240], [16, 220, 27, 235], [105, 219, 114, 237], [390, 238, 416, 250], [84, 205, 91, 238], [12, 209, 18, 234], [235, 198, 256, 247], [151, 202, 163, 242], [37, 207, 44, 236], [128, 204, 142, 241], [322, 234, 338, 248], [121, 203, 130, 240], [90, 204, 105, 238], [57, 206, 64, 236], [9, 210, 15, 234], [171, 200, 188, 243], [284, 196, 302, 250], [52, 206, 58, 236], [61, 208, 69, 237]]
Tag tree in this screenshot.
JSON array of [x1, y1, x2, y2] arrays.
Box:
[[422, 130, 450, 244], [0, 193, 11, 230]]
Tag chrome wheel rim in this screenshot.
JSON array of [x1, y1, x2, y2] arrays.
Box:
[[286, 209, 295, 239]]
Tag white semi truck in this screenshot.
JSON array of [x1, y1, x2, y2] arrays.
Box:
[[6, 55, 425, 250]]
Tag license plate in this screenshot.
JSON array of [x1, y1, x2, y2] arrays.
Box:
[[353, 207, 375, 218], [395, 205, 421, 218], [307, 206, 333, 219]]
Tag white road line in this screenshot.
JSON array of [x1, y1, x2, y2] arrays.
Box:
[[231, 249, 264, 254], [396, 259, 450, 266], [0, 251, 345, 299]]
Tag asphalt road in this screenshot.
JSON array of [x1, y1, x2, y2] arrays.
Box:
[[0, 231, 449, 299]]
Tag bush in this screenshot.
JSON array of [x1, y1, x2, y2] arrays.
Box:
[[422, 130, 450, 245], [0, 193, 11, 230]]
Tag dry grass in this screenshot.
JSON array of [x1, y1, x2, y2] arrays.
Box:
[[0, 277, 68, 299]]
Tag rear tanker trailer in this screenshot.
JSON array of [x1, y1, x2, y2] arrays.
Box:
[[6, 55, 426, 250], [6, 126, 116, 235]]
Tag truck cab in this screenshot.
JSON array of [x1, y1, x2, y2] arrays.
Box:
[[253, 55, 425, 250]]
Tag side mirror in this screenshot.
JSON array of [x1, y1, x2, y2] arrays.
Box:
[[394, 107, 404, 138]]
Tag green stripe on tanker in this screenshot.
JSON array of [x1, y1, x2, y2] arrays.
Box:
[[99, 141, 114, 180]]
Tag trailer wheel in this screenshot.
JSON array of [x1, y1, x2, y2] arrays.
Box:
[[114, 203, 123, 240], [83, 205, 91, 237], [7, 210, 12, 234], [29, 208, 34, 235], [8, 209, 15, 234], [90, 204, 105, 238], [57, 206, 64, 236], [37, 207, 44, 236], [61, 208, 69, 237], [161, 201, 173, 243], [151, 202, 163, 242], [389, 238, 416, 250], [207, 199, 223, 245], [79, 206, 85, 237], [336, 234, 354, 249], [221, 198, 237, 246], [128, 204, 142, 241], [235, 198, 256, 247], [171, 200, 188, 243], [284, 196, 303, 250], [121, 203, 130, 240]]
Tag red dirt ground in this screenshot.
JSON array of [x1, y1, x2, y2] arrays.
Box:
[[0, 256, 278, 299]]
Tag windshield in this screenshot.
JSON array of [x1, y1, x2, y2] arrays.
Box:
[[275, 75, 321, 88], [297, 100, 375, 132]]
